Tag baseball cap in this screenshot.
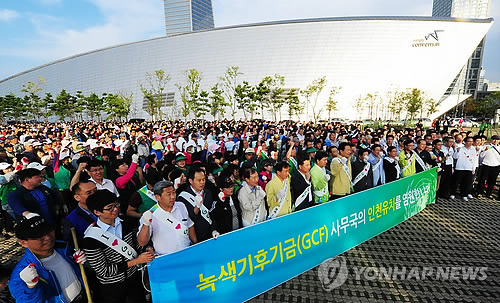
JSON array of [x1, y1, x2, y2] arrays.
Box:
[[0, 162, 12, 170], [27, 162, 46, 171], [245, 148, 255, 154], [15, 214, 54, 240], [175, 152, 187, 162]]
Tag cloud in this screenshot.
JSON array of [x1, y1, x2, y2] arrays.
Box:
[[0, 9, 20, 22], [1, 0, 163, 61]]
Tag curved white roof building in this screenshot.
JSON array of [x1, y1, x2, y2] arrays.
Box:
[[0, 16, 493, 120]]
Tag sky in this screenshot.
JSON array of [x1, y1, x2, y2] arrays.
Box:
[[0, 0, 499, 82]]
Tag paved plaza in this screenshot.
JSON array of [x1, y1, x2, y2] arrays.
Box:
[[1, 195, 499, 302]]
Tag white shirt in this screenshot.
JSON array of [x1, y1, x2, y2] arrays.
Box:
[[90, 177, 120, 197], [140, 202, 194, 256], [40, 251, 82, 302], [97, 217, 123, 239], [441, 146, 455, 166], [480, 145, 500, 167], [453, 146, 478, 171]]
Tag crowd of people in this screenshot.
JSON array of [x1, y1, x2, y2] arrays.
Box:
[[0, 118, 498, 302]]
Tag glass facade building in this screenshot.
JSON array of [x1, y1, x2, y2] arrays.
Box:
[[164, 0, 214, 36], [433, 0, 491, 100], [0, 17, 493, 120]]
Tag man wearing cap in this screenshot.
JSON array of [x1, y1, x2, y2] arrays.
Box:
[[7, 136, 24, 156], [265, 161, 292, 219], [8, 168, 62, 225], [136, 135, 150, 168], [137, 180, 197, 256], [22, 140, 36, 161], [9, 213, 86, 303], [240, 148, 258, 171], [476, 135, 500, 199], [174, 152, 189, 177]]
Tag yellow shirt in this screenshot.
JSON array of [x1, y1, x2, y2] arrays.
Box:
[[265, 176, 292, 218], [330, 156, 352, 196]]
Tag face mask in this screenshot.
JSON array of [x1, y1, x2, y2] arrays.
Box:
[[363, 155, 369, 162]]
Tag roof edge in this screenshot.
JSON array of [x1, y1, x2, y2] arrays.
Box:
[[0, 15, 494, 84]]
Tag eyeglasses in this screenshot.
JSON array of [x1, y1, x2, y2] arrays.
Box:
[[103, 202, 120, 212]]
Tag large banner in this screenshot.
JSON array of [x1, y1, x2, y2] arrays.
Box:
[[148, 168, 437, 302]]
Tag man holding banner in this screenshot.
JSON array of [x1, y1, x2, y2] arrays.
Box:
[[177, 167, 219, 242], [399, 139, 416, 177], [290, 156, 314, 211], [137, 180, 197, 255], [82, 190, 154, 303], [265, 161, 292, 219], [330, 142, 353, 200], [310, 151, 330, 204], [351, 148, 373, 192]]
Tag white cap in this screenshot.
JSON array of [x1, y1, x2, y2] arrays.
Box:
[[27, 162, 46, 171], [0, 162, 12, 170], [59, 149, 71, 160]]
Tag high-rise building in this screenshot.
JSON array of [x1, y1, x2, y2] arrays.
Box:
[[164, 0, 214, 36], [432, 0, 490, 99]]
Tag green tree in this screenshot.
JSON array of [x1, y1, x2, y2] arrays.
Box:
[[264, 75, 285, 121], [404, 88, 425, 122], [425, 98, 439, 118], [197, 90, 210, 119], [386, 89, 405, 121], [51, 90, 74, 120], [301, 76, 327, 123], [84, 93, 105, 121], [209, 83, 230, 120], [176, 69, 207, 121], [354, 96, 365, 120], [104, 92, 133, 121], [364, 93, 378, 121], [1, 94, 24, 122], [21, 77, 46, 121], [285, 88, 303, 120], [141, 70, 171, 121], [41, 93, 54, 121], [326, 87, 341, 121], [235, 81, 254, 120], [219, 66, 242, 117], [74, 91, 86, 121]]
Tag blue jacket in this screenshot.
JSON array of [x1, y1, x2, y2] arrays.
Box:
[[9, 242, 83, 303]]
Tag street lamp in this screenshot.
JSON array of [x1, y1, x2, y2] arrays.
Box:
[[455, 88, 463, 118]]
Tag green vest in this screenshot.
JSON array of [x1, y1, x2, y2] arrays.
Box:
[[137, 185, 157, 214]]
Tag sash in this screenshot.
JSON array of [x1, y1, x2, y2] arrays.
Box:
[[352, 162, 371, 186], [333, 158, 352, 181], [402, 153, 414, 173], [371, 158, 382, 172], [289, 157, 298, 170], [384, 157, 401, 178], [84, 224, 138, 260], [268, 180, 289, 219], [149, 204, 189, 239], [178, 191, 212, 224], [414, 152, 429, 171], [294, 183, 311, 210]]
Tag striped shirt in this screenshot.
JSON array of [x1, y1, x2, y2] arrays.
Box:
[[82, 217, 139, 284]]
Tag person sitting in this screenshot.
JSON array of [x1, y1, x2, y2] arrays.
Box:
[[9, 213, 86, 303]]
